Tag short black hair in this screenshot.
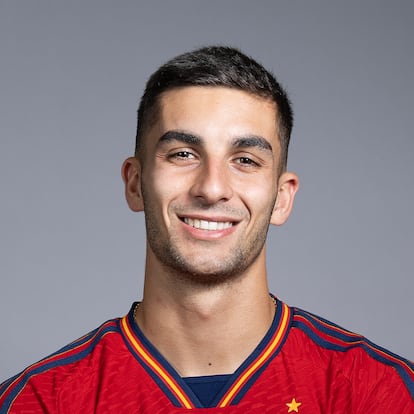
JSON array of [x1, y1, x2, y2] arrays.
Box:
[[136, 45, 293, 170]]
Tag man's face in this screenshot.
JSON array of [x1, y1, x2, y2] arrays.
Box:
[[126, 86, 296, 284]]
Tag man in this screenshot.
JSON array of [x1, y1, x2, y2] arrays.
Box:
[[1, 46, 413, 413]]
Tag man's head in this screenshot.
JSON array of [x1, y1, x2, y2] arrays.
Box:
[[123, 46, 299, 285], [135, 46, 293, 173]]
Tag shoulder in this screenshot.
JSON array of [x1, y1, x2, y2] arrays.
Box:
[[287, 305, 414, 403], [0, 317, 123, 413]]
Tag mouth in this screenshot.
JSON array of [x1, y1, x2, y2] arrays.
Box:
[[182, 217, 234, 231]]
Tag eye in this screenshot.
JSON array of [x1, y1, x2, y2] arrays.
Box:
[[172, 151, 195, 159], [235, 156, 259, 166], [166, 150, 199, 165], [168, 151, 195, 159]]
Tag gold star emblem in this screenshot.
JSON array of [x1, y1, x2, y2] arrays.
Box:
[[286, 398, 302, 412]]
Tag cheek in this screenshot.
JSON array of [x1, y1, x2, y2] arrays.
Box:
[[239, 178, 278, 215], [152, 174, 183, 201], [147, 170, 189, 221]]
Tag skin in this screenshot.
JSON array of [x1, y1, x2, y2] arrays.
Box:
[[122, 86, 299, 376]]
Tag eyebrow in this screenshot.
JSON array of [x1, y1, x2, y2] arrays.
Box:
[[158, 131, 202, 146], [157, 130, 272, 152], [231, 136, 273, 152]]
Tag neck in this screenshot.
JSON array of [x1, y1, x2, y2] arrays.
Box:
[[135, 252, 275, 377]]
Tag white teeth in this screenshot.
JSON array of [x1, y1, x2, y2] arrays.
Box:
[[208, 221, 217, 230], [183, 218, 233, 230]]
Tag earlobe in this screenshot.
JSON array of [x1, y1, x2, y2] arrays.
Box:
[[121, 157, 144, 212], [270, 172, 299, 226]]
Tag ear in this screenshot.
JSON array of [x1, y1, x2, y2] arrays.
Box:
[[121, 157, 144, 212], [270, 172, 299, 226]]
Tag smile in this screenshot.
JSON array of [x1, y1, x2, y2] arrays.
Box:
[[183, 218, 234, 231]]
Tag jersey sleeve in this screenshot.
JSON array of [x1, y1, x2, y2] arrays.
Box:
[[346, 348, 414, 413]]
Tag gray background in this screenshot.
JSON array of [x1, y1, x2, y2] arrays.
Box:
[[1, 1, 413, 381]]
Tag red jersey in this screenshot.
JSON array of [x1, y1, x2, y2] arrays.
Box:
[[1, 300, 413, 413]]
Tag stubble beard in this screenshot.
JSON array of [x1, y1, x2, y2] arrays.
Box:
[[144, 202, 274, 287]]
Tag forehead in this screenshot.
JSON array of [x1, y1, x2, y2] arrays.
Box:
[[153, 86, 279, 148]]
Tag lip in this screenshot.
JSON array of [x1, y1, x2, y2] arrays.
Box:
[[183, 217, 234, 231], [178, 213, 240, 222], [178, 214, 239, 239]]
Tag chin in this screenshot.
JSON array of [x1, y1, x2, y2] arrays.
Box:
[[175, 269, 244, 287], [165, 256, 250, 287]]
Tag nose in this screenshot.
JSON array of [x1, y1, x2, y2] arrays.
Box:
[[189, 160, 233, 205]]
